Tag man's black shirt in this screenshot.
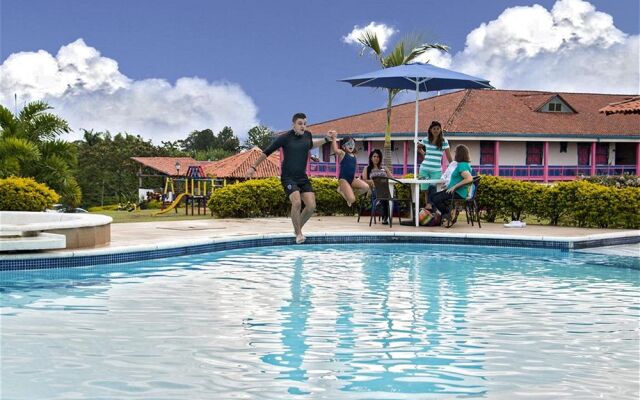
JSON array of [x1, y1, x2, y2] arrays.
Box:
[[263, 130, 313, 180]]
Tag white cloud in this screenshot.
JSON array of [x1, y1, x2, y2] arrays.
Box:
[[451, 0, 639, 94], [342, 0, 638, 95], [0, 39, 259, 143], [342, 22, 397, 52]]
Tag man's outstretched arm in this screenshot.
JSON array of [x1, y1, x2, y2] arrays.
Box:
[[311, 130, 336, 149], [247, 152, 268, 178]]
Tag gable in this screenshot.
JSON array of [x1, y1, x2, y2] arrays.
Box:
[[536, 95, 575, 113]]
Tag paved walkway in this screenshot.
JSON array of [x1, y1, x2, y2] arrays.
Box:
[[108, 216, 629, 244], [2, 216, 638, 261]]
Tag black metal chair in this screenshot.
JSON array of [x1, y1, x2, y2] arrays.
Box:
[[371, 177, 412, 228], [446, 176, 481, 228], [356, 192, 374, 223]]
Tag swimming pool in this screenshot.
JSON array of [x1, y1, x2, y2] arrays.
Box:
[[1, 244, 638, 399]]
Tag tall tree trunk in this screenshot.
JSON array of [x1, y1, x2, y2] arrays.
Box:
[[383, 91, 393, 171]]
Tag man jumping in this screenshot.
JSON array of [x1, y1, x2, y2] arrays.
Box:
[[247, 112, 333, 244]]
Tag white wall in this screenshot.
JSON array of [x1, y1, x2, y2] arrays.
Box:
[[547, 142, 578, 164], [448, 140, 480, 164]]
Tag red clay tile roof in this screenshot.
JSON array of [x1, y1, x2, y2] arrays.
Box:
[[131, 157, 212, 176], [599, 96, 640, 115], [307, 89, 640, 137], [203, 147, 281, 178]]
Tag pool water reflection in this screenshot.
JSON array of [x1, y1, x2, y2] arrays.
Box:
[[1, 244, 638, 399]]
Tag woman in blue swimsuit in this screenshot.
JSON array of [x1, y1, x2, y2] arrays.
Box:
[[329, 131, 370, 207]]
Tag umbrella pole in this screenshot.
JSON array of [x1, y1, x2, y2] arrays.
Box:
[[414, 80, 420, 227]]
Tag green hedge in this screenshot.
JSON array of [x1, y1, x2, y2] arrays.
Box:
[[476, 176, 640, 229], [208, 177, 354, 218], [207, 175, 639, 229], [0, 176, 60, 211]]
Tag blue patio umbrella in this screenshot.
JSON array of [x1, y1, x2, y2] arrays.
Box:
[[340, 62, 493, 176]]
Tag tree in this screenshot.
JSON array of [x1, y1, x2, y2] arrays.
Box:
[[76, 131, 177, 207], [244, 125, 273, 150], [215, 126, 240, 153], [0, 101, 80, 205], [160, 140, 186, 156], [181, 129, 217, 152], [193, 148, 233, 161], [356, 32, 448, 168]]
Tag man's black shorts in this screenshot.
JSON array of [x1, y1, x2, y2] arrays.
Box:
[[281, 177, 314, 197]]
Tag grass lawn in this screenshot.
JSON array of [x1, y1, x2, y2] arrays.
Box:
[[91, 208, 213, 223]]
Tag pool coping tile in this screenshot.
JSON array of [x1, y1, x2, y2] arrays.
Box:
[[1, 230, 638, 271]]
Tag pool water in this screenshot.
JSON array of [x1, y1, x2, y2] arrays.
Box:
[[1, 244, 638, 399]]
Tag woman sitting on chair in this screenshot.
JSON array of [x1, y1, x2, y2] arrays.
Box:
[[363, 149, 392, 224], [428, 144, 473, 225]]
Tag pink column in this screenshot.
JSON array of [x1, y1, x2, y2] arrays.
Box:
[[590, 142, 597, 176], [493, 141, 500, 177], [403, 141, 408, 176], [543, 141, 549, 183], [636, 142, 640, 176]]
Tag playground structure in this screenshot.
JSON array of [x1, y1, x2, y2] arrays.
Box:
[[155, 166, 220, 216]]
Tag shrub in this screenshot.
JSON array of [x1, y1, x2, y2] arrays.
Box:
[[87, 204, 120, 212], [146, 199, 162, 209], [206, 175, 640, 229], [0, 176, 60, 211], [477, 176, 640, 228], [208, 177, 354, 218]]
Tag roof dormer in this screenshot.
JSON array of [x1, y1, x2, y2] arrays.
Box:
[[537, 95, 576, 113]]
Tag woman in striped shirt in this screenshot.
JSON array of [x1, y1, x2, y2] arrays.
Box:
[[418, 121, 453, 204]]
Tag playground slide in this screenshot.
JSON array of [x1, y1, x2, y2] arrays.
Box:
[[153, 193, 187, 216]]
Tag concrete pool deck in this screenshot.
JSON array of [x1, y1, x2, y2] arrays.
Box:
[[2, 216, 638, 261], [107, 216, 639, 250]]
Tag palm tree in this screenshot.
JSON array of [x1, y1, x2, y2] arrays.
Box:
[[0, 101, 81, 205], [357, 32, 448, 169]]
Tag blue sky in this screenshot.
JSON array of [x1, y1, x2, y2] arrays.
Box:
[[1, 0, 638, 142]]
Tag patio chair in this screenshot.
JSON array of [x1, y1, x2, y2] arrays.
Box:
[[356, 192, 373, 223], [370, 177, 412, 228], [446, 176, 482, 228]]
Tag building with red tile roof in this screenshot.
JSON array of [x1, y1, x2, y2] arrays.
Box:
[[131, 157, 211, 177], [204, 147, 280, 179], [307, 89, 640, 181], [599, 96, 640, 115]]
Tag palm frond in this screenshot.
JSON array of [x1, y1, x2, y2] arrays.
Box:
[[0, 104, 19, 137], [18, 101, 52, 123], [357, 31, 383, 60], [38, 139, 77, 162], [27, 114, 72, 142], [0, 136, 41, 177], [405, 43, 449, 64]]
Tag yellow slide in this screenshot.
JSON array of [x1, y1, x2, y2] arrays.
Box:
[[154, 193, 187, 216]]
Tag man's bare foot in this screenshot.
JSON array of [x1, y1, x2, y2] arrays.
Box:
[[295, 234, 306, 244]]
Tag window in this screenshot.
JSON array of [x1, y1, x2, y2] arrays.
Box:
[[596, 143, 609, 165], [539, 96, 574, 113], [480, 141, 495, 165], [560, 142, 568, 153], [548, 102, 562, 112], [526, 142, 543, 165]]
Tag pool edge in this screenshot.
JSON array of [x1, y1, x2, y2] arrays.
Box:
[[1, 231, 638, 271]]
